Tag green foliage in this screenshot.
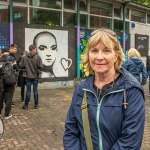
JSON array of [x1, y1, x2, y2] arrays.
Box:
[[131, 0, 150, 7]]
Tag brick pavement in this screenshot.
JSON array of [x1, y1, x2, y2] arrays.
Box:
[[0, 88, 74, 150], [0, 85, 149, 150]]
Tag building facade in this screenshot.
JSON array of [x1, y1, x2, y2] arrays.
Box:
[[0, 0, 150, 88]]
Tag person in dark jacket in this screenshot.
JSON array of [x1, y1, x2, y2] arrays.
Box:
[[19, 45, 43, 109], [17, 51, 28, 102], [146, 55, 150, 96], [0, 51, 3, 116], [63, 28, 145, 150], [123, 48, 147, 86], [9, 43, 19, 106], [0, 49, 18, 119]]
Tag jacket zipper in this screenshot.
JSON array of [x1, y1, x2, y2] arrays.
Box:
[[83, 88, 125, 150]]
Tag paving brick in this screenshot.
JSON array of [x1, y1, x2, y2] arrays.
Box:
[[0, 85, 149, 149]]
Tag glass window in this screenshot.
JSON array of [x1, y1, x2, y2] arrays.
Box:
[[64, 0, 75, 10], [63, 12, 87, 28], [13, 0, 26, 3], [80, 0, 88, 12], [125, 8, 129, 19], [114, 19, 129, 33], [30, 8, 61, 26], [63, 12, 76, 27], [0, 4, 9, 22], [131, 10, 146, 23], [13, 6, 27, 23], [114, 7, 121, 18], [147, 14, 150, 24], [30, 0, 62, 9], [90, 16, 112, 29], [0, 5, 9, 49], [90, 1, 112, 17], [80, 14, 88, 28]]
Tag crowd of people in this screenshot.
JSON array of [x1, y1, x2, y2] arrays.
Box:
[[0, 44, 43, 119]]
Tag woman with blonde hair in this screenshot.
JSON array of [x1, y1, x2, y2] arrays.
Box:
[[63, 29, 145, 149], [123, 48, 147, 85]]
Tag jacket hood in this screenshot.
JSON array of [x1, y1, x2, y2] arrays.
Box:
[[27, 52, 36, 58], [130, 57, 143, 65], [76, 67, 143, 96]]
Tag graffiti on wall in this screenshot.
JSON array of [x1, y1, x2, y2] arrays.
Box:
[[25, 28, 72, 78], [80, 30, 90, 79], [79, 30, 130, 79]]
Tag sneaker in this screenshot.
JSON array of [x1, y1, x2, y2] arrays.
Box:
[[5, 114, 12, 119], [22, 105, 28, 110], [34, 105, 39, 109], [148, 94, 150, 96]]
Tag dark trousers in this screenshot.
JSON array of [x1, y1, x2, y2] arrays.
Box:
[[21, 86, 25, 101], [25, 78, 38, 106], [0, 78, 3, 114], [0, 83, 15, 116]]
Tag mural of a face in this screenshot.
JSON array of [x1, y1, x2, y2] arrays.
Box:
[[34, 32, 57, 66]]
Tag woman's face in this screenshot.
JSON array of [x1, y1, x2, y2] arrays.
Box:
[[89, 42, 117, 75], [35, 33, 57, 66]]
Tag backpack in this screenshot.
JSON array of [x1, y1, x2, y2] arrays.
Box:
[[2, 61, 16, 85]]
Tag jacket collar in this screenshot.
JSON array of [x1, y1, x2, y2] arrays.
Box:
[[76, 68, 143, 96]]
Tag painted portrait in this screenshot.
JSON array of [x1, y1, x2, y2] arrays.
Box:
[[25, 28, 72, 79]]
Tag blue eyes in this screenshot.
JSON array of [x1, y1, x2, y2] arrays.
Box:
[[90, 49, 112, 53], [91, 49, 97, 53]]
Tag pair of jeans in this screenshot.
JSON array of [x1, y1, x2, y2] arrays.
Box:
[[25, 78, 39, 106], [21, 86, 25, 101]]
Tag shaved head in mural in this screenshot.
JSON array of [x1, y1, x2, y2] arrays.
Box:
[[33, 31, 58, 78]]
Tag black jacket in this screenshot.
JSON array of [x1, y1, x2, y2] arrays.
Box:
[[19, 52, 43, 79]]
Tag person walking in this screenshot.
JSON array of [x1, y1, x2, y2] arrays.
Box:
[[19, 45, 43, 109], [0, 49, 18, 119], [63, 28, 145, 149], [123, 48, 147, 86]]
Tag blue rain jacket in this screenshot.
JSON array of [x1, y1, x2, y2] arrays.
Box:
[[123, 57, 147, 85], [63, 68, 145, 150]]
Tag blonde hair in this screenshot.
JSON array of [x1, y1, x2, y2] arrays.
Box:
[[82, 29, 124, 74], [128, 48, 141, 58]]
